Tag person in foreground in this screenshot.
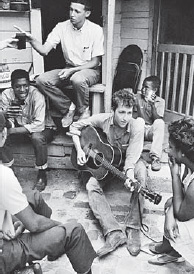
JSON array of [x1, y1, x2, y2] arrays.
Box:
[[1, 69, 56, 191], [148, 117, 194, 266], [15, 0, 104, 128], [69, 89, 147, 257], [0, 111, 96, 274], [133, 76, 165, 171]]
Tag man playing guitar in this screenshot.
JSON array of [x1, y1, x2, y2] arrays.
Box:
[[69, 89, 146, 257]]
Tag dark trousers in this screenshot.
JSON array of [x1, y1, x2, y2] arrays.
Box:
[[2, 128, 54, 169], [0, 190, 96, 274]]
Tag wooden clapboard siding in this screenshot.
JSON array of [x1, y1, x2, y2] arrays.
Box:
[[0, 11, 30, 31], [156, 44, 194, 116]]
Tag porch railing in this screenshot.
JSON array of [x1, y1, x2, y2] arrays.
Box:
[[155, 44, 194, 117]]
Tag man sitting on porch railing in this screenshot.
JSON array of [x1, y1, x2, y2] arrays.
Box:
[[14, 0, 104, 129], [133, 75, 165, 171]]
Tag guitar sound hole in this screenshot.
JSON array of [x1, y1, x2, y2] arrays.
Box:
[[94, 152, 103, 167]]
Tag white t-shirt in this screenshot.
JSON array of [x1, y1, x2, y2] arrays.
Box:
[[0, 165, 28, 235], [46, 19, 104, 66]]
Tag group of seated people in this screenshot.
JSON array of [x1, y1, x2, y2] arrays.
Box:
[[1, 0, 194, 273]]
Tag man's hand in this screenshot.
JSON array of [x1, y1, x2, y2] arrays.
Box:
[[14, 25, 33, 42], [2, 38, 18, 49], [168, 156, 180, 178], [6, 106, 22, 118], [77, 148, 87, 166], [13, 221, 25, 238], [124, 168, 136, 192], [58, 68, 75, 80], [164, 206, 179, 242]]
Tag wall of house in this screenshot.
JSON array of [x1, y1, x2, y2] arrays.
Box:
[[111, 0, 153, 89]]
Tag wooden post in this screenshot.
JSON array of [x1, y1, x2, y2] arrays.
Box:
[[104, 0, 115, 112]]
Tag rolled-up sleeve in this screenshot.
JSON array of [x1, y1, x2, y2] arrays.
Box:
[[124, 118, 145, 170], [92, 26, 104, 58]]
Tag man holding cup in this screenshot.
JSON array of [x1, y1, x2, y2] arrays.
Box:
[[133, 76, 165, 171]]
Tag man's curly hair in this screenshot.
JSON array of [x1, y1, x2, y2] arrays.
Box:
[[168, 117, 194, 161], [112, 88, 135, 111]]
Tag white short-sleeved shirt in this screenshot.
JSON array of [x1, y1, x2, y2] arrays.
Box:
[[46, 19, 104, 66], [0, 165, 28, 233]]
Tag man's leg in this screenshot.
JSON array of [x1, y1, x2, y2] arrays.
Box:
[[125, 159, 148, 256], [30, 129, 54, 191], [86, 177, 126, 257], [36, 69, 71, 118], [62, 68, 100, 127], [2, 222, 96, 274], [145, 119, 165, 171]]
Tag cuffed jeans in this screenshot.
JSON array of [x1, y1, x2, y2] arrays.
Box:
[[36, 68, 100, 118], [85, 159, 148, 236], [0, 190, 96, 274], [144, 118, 165, 159], [2, 128, 54, 169]]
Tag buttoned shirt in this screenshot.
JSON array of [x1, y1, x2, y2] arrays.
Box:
[[69, 112, 144, 170], [2, 86, 47, 133], [134, 93, 165, 125], [46, 19, 104, 66]]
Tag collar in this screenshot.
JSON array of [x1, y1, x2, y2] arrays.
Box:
[[72, 19, 88, 32]]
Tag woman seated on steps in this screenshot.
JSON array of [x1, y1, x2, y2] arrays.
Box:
[[148, 117, 194, 266]]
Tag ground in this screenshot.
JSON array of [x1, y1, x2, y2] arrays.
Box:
[[14, 163, 194, 274]]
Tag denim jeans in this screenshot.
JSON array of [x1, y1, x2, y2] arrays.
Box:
[[0, 190, 96, 274], [2, 128, 54, 169], [36, 68, 100, 118], [84, 159, 148, 236], [144, 118, 165, 159]]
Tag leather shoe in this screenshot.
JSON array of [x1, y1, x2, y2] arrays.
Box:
[[33, 170, 47, 192], [61, 109, 75, 128], [148, 254, 185, 265], [97, 230, 126, 258], [126, 228, 141, 256]]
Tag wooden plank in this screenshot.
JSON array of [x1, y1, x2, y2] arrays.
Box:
[[122, 11, 149, 18], [121, 18, 149, 29], [159, 52, 165, 97], [178, 54, 187, 113], [121, 28, 148, 40], [147, 0, 154, 76], [0, 13, 30, 31], [0, 47, 32, 63], [122, 0, 149, 12], [165, 52, 172, 108], [30, 9, 44, 75], [158, 44, 194, 55], [172, 53, 179, 111], [185, 55, 194, 115], [121, 39, 148, 51], [13, 154, 74, 169], [105, 0, 116, 112]]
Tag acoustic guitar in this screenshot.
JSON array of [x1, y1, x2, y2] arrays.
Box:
[[71, 126, 162, 205]]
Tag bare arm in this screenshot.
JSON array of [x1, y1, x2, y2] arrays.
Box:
[[15, 205, 60, 233], [14, 25, 53, 56]]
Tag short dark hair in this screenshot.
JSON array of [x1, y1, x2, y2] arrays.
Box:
[[11, 69, 30, 86], [112, 88, 135, 111], [71, 0, 92, 11], [168, 117, 194, 161], [143, 75, 161, 91]]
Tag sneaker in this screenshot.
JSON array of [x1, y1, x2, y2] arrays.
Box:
[[151, 156, 161, 171], [61, 109, 75, 128], [148, 254, 185, 265]]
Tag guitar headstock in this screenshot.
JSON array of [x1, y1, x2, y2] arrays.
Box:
[[140, 188, 162, 205]]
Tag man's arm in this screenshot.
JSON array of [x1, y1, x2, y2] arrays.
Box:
[[14, 25, 53, 56], [58, 56, 101, 80], [15, 205, 59, 233]]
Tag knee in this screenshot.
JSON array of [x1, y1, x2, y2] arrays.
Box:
[[31, 132, 46, 143], [86, 177, 101, 192], [135, 117, 145, 129], [70, 73, 86, 87], [153, 119, 165, 129], [36, 74, 47, 86]]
